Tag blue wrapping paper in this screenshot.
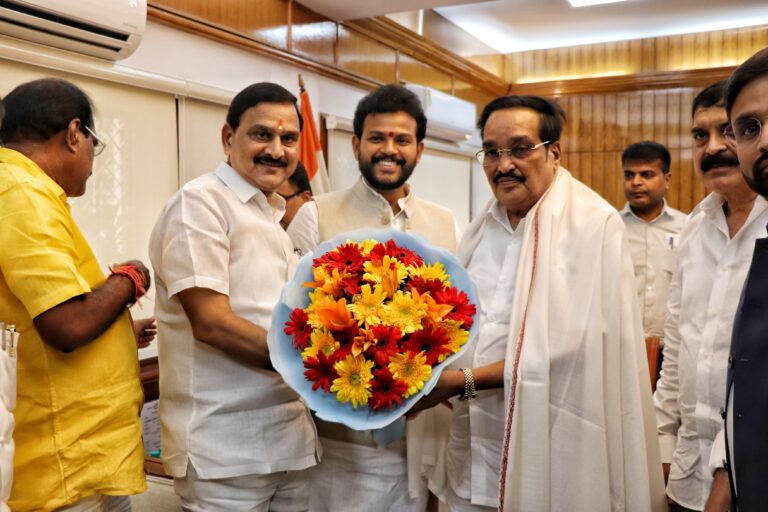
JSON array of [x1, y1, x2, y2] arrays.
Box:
[[268, 228, 480, 432]]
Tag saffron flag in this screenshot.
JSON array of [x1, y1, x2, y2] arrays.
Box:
[[298, 77, 331, 194]]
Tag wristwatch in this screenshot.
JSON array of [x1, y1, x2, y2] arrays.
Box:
[[458, 367, 477, 401]]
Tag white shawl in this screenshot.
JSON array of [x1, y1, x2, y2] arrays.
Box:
[[459, 169, 666, 512]]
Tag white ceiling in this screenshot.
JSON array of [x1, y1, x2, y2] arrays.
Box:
[[296, 0, 768, 54], [295, 0, 487, 21]]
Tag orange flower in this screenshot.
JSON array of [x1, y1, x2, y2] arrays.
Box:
[[351, 328, 375, 357], [413, 289, 453, 323], [313, 297, 356, 331]]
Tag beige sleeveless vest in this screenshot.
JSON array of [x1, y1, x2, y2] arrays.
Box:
[[315, 178, 457, 252]]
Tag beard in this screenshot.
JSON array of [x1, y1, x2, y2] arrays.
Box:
[[358, 151, 416, 190], [744, 152, 768, 199]]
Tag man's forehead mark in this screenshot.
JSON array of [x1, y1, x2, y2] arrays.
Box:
[[278, 119, 284, 132]]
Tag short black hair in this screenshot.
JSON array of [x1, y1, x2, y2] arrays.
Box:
[[477, 95, 566, 141], [289, 161, 312, 194], [353, 84, 427, 142], [0, 78, 95, 145], [726, 47, 768, 117], [692, 80, 726, 117], [621, 141, 671, 174], [226, 82, 303, 132]]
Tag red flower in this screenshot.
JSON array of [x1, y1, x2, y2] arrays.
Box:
[[407, 277, 447, 296], [370, 240, 423, 267], [340, 275, 362, 296], [334, 323, 359, 360], [435, 287, 477, 329], [402, 324, 452, 366], [366, 325, 403, 367], [284, 308, 311, 349], [368, 367, 409, 411], [315, 243, 365, 274], [303, 351, 339, 392]]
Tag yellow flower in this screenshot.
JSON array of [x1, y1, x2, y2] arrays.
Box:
[[349, 284, 387, 327], [408, 262, 450, 285], [301, 328, 340, 361], [363, 255, 408, 298], [388, 351, 432, 397], [332, 354, 374, 408], [435, 319, 469, 360], [357, 239, 378, 256], [303, 265, 345, 297], [381, 290, 427, 334]]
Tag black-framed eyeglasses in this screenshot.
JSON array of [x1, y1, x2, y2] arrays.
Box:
[[83, 125, 106, 157], [475, 141, 550, 167], [277, 190, 303, 201]]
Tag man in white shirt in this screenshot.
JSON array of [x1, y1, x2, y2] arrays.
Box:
[[417, 95, 665, 511], [149, 83, 320, 511], [653, 80, 768, 512], [287, 84, 457, 512], [619, 141, 687, 387]]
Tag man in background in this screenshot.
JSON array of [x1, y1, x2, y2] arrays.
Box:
[[287, 83, 457, 512], [276, 160, 313, 229], [619, 141, 686, 387], [706, 47, 768, 512], [0, 78, 150, 511], [653, 80, 768, 512], [150, 82, 319, 511]]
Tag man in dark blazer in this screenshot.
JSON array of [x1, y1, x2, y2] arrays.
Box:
[[708, 47, 768, 512]]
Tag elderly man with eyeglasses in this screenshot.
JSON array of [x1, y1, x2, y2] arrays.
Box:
[[412, 95, 665, 511], [0, 78, 152, 511]]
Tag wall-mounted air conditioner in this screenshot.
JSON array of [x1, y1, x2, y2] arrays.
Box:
[[0, 0, 146, 61], [405, 84, 477, 143]]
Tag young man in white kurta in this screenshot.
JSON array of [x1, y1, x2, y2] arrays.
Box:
[[653, 81, 765, 511], [150, 83, 319, 511], [287, 84, 457, 512]]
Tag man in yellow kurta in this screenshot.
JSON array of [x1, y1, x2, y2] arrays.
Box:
[[0, 78, 149, 511]]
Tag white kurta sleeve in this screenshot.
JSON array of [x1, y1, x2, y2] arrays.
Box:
[[286, 201, 320, 254], [653, 243, 683, 464], [709, 427, 727, 474]]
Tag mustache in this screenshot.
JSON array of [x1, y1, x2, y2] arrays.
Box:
[[254, 155, 288, 167], [701, 152, 740, 173], [372, 154, 406, 166], [494, 170, 525, 184]]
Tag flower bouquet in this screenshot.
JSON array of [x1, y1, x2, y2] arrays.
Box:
[[268, 228, 479, 431]]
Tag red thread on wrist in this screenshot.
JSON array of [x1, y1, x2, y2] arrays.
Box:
[[110, 264, 147, 305]]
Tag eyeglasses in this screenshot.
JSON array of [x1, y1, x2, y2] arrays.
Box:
[[475, 141, 550, 167], [277, 190, 304, 201], [83, 125, 106, 157], [725, 115, 767, 146]]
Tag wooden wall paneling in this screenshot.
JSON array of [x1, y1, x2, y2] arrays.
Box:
[[666, 90, 683, 149], [722, 30, 740, 65], [655, 90, 669, 146], [640, 38, 653, 73], [628, 92, 643, 148], [667, 148, 681, 209], [681, 34, 696, 69], [336, 26, 397, 84], [641, 90, 655, 141], [605, 42, 619, 75], [399, 53, 453, 93], [616, 93, 630, 152], [738, 28, 754, 61], [580, 151, 594, 190], [694, 32, 710, 68], [290, 2, 337, 64], [628, 39, 642, 73], [610, 150, 624, 208], [678, 146, 694, 212], [604, 94, 618, 152], [709, 30, 724, 67], [150, 0, 290, 49], [752, 26, 768, 53], [655, 36, 669, 71], [466, 54, 505, 78]]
